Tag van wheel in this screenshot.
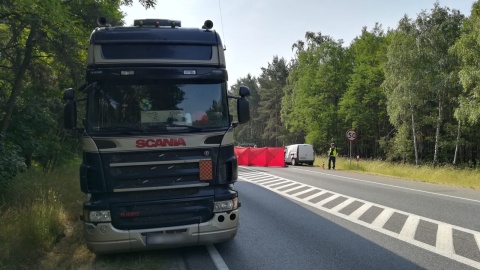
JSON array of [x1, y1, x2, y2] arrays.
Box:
[[292, 159, 297, 166]]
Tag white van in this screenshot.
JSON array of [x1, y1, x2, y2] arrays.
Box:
[[284, 144, 315, 166]]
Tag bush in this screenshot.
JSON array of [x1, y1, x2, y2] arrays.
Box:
[[0, 142, 26, 187]]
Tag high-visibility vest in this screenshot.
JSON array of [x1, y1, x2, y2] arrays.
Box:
[[328, 147, 337, 156]]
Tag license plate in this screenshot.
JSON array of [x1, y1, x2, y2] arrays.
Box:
[[146, 232, 185, 245]]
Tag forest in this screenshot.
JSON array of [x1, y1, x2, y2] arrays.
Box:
[[1, 0, 480, 189], [231, 2, 480, 168]]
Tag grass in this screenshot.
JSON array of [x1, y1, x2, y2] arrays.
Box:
[[0, 163, 86, 269], [0, 162, 177, 270], [314, 156, 480, 190]]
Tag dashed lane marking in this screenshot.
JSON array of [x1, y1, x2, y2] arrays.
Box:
[[238, 167, 480, 269]]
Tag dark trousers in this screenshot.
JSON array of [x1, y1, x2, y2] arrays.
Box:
[[328, 156, 336, 169]]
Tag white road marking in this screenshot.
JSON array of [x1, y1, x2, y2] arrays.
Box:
[[371, 208, 395, 228], [330, 197, 356, 212], [318, 194, 342, 206], [294, 187, 317, 197], [207, 244, 229, 270], [300, 190, 328, 203], [436, 224, 454, 255], [289, 167, 480, 204], [239, 168, 480, 269], [349, 202, 373, 220], [399, 215, 420, 239]]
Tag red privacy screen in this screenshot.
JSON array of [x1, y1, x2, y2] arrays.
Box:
[[234, 147, 285, 167]]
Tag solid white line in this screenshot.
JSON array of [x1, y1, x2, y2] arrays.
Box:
[[207, 244, 229, 270], [289, 167, 480, 204], [436, 224, 454, 255]]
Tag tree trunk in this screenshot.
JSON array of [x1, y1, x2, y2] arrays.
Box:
[[411, 116, 418, 165], [410, 106, 419, 166], [453, 120, 461, 165], [0, 26, 37, 140], [433, 101, 442, 167]]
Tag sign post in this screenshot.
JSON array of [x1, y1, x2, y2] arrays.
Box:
[[345, 129, 358, 166]]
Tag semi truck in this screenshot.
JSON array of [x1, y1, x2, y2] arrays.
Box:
[[63, 18, 250, 254]]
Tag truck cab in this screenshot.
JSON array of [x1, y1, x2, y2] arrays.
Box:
[[63, 18, 250, 253]]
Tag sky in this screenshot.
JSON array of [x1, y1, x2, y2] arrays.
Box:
[[120, 0, 476, 87]]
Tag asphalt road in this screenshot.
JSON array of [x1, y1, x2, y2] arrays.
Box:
[[125, 166, 480, 270], [213, 166, 480, 270]]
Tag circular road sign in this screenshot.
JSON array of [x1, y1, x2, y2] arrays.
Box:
[[346, 129, 358, 142]]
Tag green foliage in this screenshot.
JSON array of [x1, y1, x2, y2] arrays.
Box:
[[284, 33, 352, 152], [451, 1, 480, 125], [339, 24, 391, 158], [277, 2, 477, 165], [383, 5, 465, 165], [0, 0, 124, 184], [0, 166, 79, 268], [256, 56, 291, 147], [0, 142, 26, 186], [19, 189, 65, 248]]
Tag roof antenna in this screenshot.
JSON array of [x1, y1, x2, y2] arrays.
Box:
[[218, 0, 226, 51]]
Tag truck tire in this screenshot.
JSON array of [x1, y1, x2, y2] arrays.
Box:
[[292, 158, 297, 166]]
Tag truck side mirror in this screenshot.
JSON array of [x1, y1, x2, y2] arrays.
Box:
[[237, 98, 250, 124], [237, 86, 250, 124], [64, 100, 77, 129], [239, 86, 250, 98]]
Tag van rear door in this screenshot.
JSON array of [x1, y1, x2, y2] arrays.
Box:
[[298, 144, 314, 162]]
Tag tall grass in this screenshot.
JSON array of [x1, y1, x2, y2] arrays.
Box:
[[315, 156, 480, 189], [0, 161, 84, 269]]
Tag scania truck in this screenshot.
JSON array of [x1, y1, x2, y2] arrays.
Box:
[[63, 18, 250, 253]]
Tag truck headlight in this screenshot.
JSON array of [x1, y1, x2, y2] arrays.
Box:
[[214, 197, 238, 213], [85, 210, 111, 222]]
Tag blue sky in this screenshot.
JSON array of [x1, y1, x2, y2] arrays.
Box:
[[121, 0, 476, 87]]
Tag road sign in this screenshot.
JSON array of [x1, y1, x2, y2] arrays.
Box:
[[346, 129, 357, 142]]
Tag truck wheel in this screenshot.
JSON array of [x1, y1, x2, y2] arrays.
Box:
[[292, 158, 297, 166]]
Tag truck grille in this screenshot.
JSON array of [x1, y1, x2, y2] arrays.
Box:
[[100, 149, 214, 191], [110, 197, 214, 230]]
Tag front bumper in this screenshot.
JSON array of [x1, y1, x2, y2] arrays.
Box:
[[83, 210, 239, 254]]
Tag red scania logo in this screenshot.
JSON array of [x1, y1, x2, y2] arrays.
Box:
[[120, 212, 140, 217], [136, 138, 187, 148]]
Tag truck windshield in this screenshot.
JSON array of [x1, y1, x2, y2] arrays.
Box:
[[86, 81, 229, 133]]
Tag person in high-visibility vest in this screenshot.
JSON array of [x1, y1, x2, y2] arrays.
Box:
[[327, 143, 337, 170]]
